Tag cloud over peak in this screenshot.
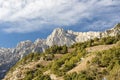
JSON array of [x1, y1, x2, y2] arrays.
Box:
[[0, 0, 120, 33]]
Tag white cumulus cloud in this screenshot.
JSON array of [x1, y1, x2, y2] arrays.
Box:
[[0, 0, 120, 33]]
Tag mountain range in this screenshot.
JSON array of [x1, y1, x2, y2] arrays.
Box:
[[0, 23, 120, 79]]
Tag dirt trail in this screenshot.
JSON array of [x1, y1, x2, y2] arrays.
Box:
[[68, 54, 95, 74], [44, 70, 64, 80]]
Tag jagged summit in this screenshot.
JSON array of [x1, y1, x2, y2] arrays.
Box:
[[114, 23, 120, 29], [103, 23, 120, 37], [16, 40, 33, 49], [52, 28, 66, 36], [46, 28, 75, 46], [53, 28, 64, 32]]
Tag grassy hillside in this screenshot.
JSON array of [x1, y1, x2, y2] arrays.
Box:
[[4, 35, 120, 80]]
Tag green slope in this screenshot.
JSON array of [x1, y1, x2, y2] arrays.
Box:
[[4, 35, 120, 80]]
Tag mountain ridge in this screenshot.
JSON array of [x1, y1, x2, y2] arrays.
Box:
[[0, 23, 120, 79]]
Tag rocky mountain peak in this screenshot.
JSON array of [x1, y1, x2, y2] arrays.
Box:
[[103, 23, 120, 37], [34, 39, 46, 45], [52, 28, 66, 36], [16, 40, 33, 49], [53, 28, 64, 32], [114, 23, 120, 29], [46, 28, 75, 46]]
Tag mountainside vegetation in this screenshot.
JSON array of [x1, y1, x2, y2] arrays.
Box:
[[4, 35, 120, 80]]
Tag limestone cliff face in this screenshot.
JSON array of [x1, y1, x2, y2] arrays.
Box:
[[0, 23, 120, 79], [46, 28, 75, 46], [33, 39, 48, 53], [68, 30, 101, 42]]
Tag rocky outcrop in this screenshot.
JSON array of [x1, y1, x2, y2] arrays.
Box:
[[0, 23, 120, 79]]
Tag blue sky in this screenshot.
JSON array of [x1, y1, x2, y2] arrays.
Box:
[[0, 0, 120, 48]]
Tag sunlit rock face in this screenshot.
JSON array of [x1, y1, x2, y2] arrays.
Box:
[[33, 39, 48, 53], [0, 23, 120, 79], [46, 28, 101, 46], [102, 23, 120, 37], [46, 28, 75, 46]]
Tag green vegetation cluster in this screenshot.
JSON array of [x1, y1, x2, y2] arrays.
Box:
[[24, 69, 51, 80], [64, 46, 120, 80]]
